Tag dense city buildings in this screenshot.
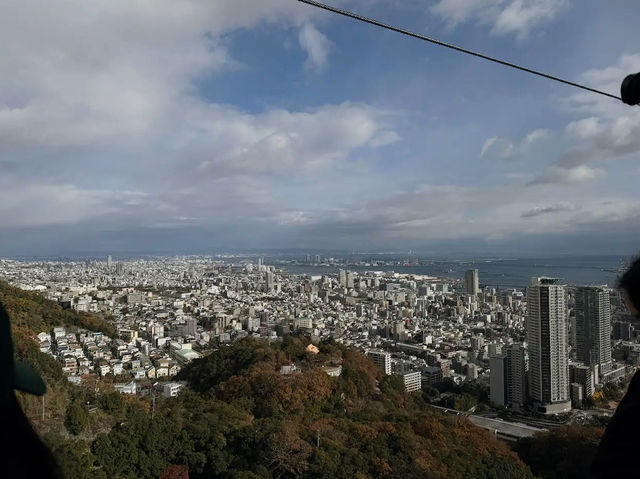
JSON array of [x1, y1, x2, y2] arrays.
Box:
[[0, 254, 633, 426], [526, 278, 571, 414]]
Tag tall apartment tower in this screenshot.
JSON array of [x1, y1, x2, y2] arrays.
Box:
[[339, 270, 347, 288], [465, 269, 479, 296], [526, 277, 571, 414], [489, 343, 527, 409], [266, 272, 275, 292], [506, 343, 527, 408], [107, 255, 112, 270], [346, 272, 355, 289], [489, 354, 507, 407], [575, 286, 612, 376], [185, 317, 197, 337]]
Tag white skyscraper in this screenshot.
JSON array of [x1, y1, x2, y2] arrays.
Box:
[[575, 286, 612, 376], [465, 269, 479, 296], [526, 277, 571, 414], [107, 255, 112, 269]]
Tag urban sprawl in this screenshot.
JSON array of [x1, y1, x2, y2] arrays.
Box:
[[1, 255, 635, 439]]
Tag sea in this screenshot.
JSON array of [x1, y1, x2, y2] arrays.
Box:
[[276, 255, 630, 290]]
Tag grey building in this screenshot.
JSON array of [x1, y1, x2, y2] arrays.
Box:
[[490, 354, 507, 407], [526, 277, 571, 414], [569, 363, 596, 398], [506, 343, 527, 408], [465, 269, 479, 296], [575, 286, 612, 376], [613, 321, 632, 341]]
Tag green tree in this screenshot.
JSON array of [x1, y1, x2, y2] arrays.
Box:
[[65, 400, 89, 435], [99, 390, 125, 414], [514, 426, 603, 479], [45, 434, 105, 479]]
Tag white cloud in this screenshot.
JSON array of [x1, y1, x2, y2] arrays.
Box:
[[431, 0, 568, 38], [0, 0, 354, 152], [187, 102, 398, 178], [0, 0, 411, 251], [526, 53, 640, 178], [528, 165, 605, 186], [493, 0, 569, 38], [271, 183, 639, 246], [0, 0, 634, 255], [521, 202, 577, 218], [298, 23, 332, 71], [522, 128, 551, 147], [481, 137, 515, 159], [480, 128, 549, 159], [0, 179, 149, 228], [565, 117, 603, 141]]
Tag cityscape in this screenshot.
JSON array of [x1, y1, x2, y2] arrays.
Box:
[[3, 0, 640, 476], [2, 253, 635, 441]]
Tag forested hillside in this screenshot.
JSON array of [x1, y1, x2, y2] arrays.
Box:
[[0, 281, 115, 337]]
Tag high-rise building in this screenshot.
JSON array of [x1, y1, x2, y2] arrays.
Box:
[[569, 363, 596, 398], [489, 354, 507, 407], [107, 255, 112, 269], [115, 262, 124, 275], [367, 350, 391, 375], [339, 270, 347, 288], [346, 272, 355, 289], [488, 342, 502, 357], [185, 317, 197, 337], [465, 269, 479, 296], [470, 335, 484, 351], [526, 277, 571, 414], [266, 272, 275, 292], [506, 343, 527, 408], [575, 286, 612, 376]]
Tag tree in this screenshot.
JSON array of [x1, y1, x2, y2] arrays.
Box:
[[45, 435, 105, 479], [99, 391, 125, 414], [514, 426, 603, 479], [65, 400, 89, 435]]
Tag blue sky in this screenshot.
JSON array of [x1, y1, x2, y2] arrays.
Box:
[[0, 0, 639, 256]]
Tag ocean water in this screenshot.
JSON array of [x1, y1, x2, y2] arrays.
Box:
[[277, 255, 629, 289]]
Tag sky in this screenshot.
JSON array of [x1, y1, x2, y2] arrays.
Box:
[[1, 0, 640, 257]]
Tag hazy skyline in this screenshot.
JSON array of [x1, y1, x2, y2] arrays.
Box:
[[1, 0, 639, 256]]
